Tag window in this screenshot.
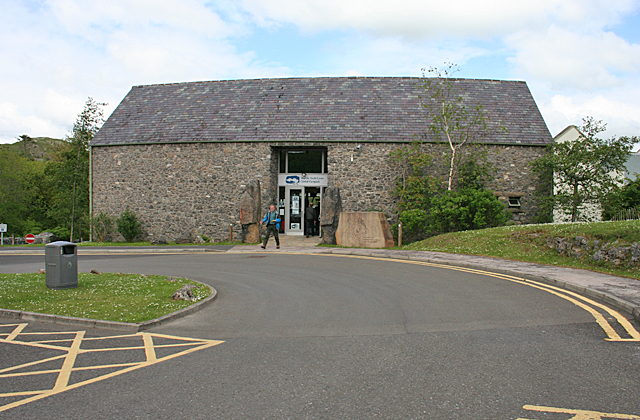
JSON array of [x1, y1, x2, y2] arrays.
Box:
[[278, 148, 327, 173], [508, 197, 521, 208]]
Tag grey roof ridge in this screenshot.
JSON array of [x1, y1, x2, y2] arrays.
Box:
[[130, 75, 528, 89], [89, 138, 547, 147]]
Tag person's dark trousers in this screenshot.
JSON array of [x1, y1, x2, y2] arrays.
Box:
[[305, 219, 314, 237], [263, 224, 280, 247]]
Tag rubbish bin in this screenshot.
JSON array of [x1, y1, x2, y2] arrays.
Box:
[[45, 241, 78, 289]]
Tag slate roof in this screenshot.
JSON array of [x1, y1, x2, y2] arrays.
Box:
[[91, 77, 552, 146]]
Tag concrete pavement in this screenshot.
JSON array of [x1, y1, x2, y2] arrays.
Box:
[[1, 240, 639, 327]]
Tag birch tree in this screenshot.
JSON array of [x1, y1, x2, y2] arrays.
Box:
[[420, 63, 491, 190]]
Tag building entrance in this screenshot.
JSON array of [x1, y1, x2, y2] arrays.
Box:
[[279, 186, 321, 235], [277, 148, 328, 236]]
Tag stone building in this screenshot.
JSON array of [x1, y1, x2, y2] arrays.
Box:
[[90, 77, 552, 242]]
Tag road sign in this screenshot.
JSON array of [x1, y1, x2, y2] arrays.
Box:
[[0, 224, 6, 232], [25, 233, 35, 244]]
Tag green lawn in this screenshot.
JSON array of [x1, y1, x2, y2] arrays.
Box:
[[403, 220, 640, 280], [0, 273, 211, 323]]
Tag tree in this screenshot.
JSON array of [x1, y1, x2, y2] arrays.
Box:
[[602, 175, 640, 220], [18, 134, 32, 159], [0, 145, 46, 235], [420, 63, 493, 190], [45, 98, 106, 241], [531, 117, 637, 222]]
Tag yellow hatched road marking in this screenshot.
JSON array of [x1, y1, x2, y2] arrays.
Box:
[[519, 404, 640, 419], [0, 336, 72, 352], [79, 342, 205, 353], [0, 362, 140, 378], [0, 354, 68, 375], [141, 332, 157, 362], [0, 390, 49, 397], [3, 323, 27, 341], [53, 330, 85, 391], [0, 324, 224, 413]]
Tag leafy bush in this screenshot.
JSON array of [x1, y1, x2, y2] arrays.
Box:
[[455, 158, 493, 190], [398, 209, 430, 242], [116, 208, 141, 242], [392, 150, 511, 242], [48, 226, 70, 241], [602, 175, 640, 220], [91, 211, 114, 242], [19, 220, 43, 237], [428, 188, 510, 234]]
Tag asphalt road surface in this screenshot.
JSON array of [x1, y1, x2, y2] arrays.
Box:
[[1, 252, 640, 419]]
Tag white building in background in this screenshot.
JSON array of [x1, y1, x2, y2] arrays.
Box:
[[552, 126, 638, 223], [626, 153, 640, 179]]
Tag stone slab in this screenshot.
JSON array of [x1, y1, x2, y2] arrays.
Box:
[[335, 212, 395, 248]]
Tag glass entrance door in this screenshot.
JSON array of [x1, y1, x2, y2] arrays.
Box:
[[304, 187, 321, 237], [283, 186, 323, 236], [286, 188, 303, 235]]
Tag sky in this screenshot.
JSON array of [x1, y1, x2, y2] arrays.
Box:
[[1, 0, 640, 146]]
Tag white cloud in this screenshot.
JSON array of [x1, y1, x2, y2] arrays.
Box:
[[0, 102, 65, 140], [506, 25, 640, 91], [47, 0, 234, 40], [238, 0, 638, 39], [0, 0, 291, 143], [1, 0, 639, 144], [539, 90, 640, 138]]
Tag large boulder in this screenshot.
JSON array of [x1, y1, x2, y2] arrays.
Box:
[[240, 180, 262, 243], [151, 236, 169, 245], [242, 224, 261, 244], [320, 186, 342, 245], [35, 232, 58, 244], [174, 230, 204, 244], [335, 212, 395, 248], [172, 284, 198, 301]]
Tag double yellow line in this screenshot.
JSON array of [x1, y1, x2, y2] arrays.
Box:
[[316, 253, 640, 341]]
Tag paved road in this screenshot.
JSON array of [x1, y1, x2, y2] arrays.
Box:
[[1, 252, 640, 419]]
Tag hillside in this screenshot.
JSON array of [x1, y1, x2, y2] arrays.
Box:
[[5, 136, 64, 161]]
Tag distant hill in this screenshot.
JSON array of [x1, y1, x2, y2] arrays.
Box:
[[5, 136, 65, 161]]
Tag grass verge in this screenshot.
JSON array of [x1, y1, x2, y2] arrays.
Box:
[[0, 273, 211, 323], [403, 220, 640, 281]]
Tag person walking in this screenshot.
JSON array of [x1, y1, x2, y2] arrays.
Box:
[[260, 204, 281, 249], [305, 201, 317, 238]]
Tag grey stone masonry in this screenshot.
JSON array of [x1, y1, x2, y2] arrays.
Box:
[[92, 142, 273, 242], [92, 141, 546, 242]]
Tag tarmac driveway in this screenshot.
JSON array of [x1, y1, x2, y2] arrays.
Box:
[[1, 251, 639, 419]]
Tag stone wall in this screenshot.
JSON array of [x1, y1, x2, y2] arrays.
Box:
[[92, 142, 273, 242], [322, 142, 547, 224], [548, 236, 640, 267], [482, 144, 548, 223], [92, 141, 547, 242]]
